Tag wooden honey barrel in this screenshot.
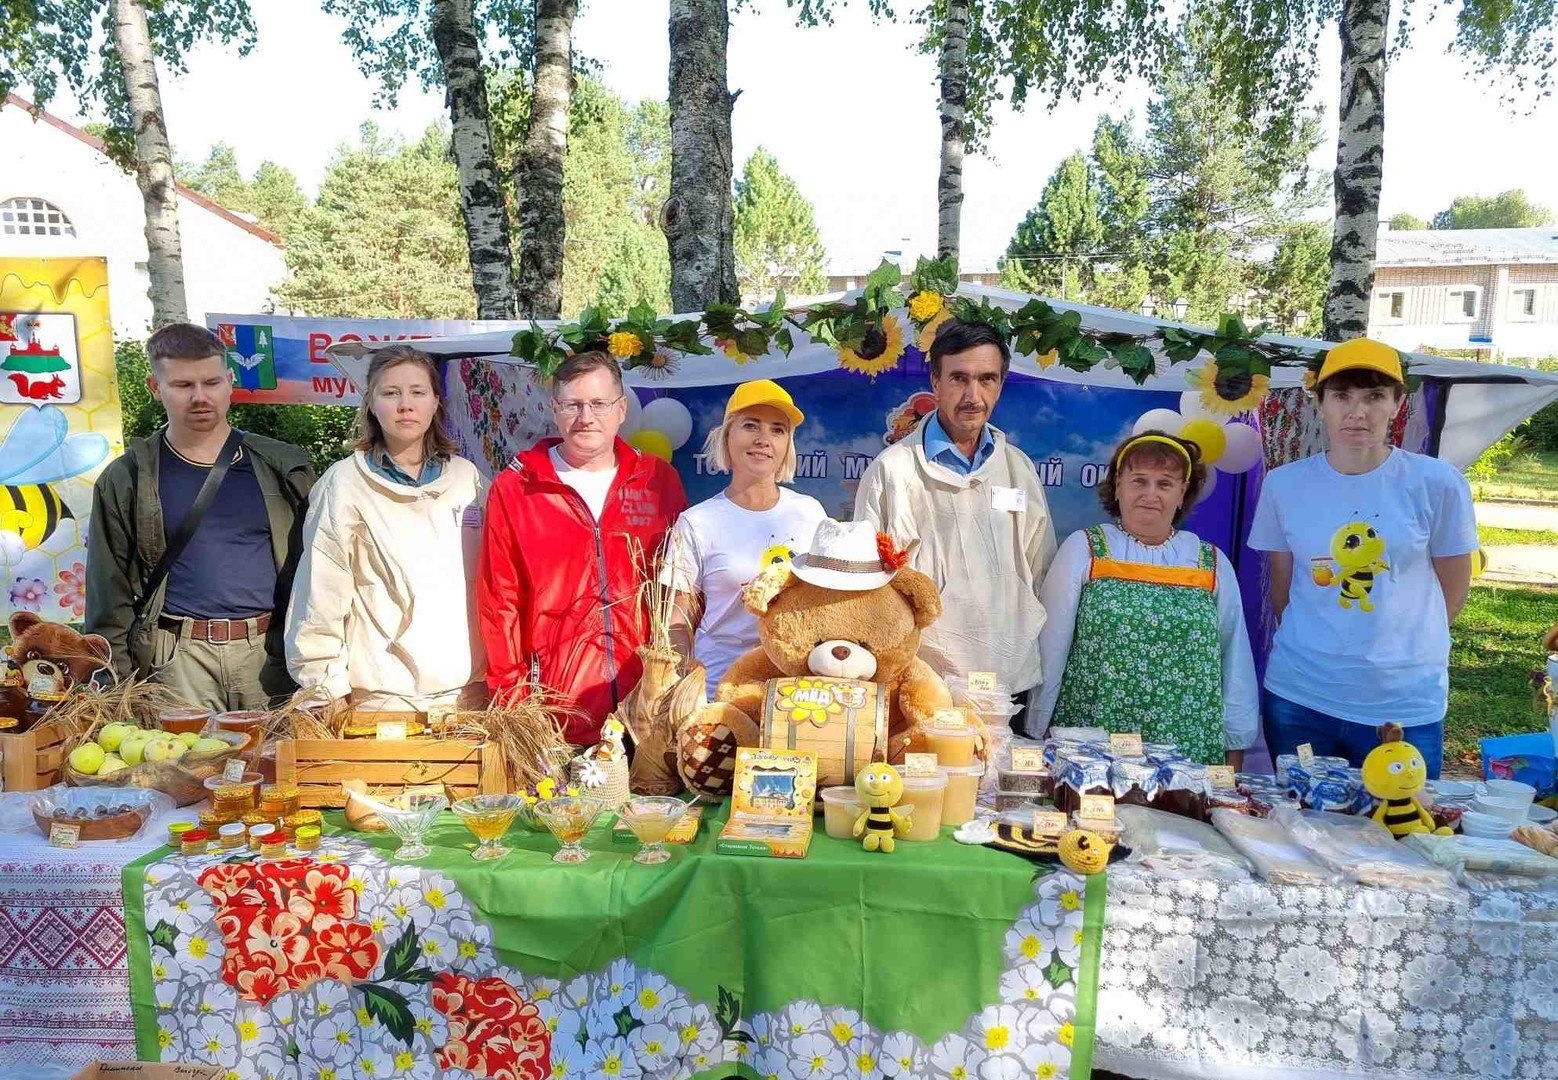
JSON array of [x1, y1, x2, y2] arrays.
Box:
[[760, 676, 886, 790]]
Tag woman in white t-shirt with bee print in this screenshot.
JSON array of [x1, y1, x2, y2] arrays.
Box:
[[1248, 338, 1477, 779], [664, 380, 827, 687]]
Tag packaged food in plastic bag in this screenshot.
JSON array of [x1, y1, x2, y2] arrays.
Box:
[[1118, 805, 1251, 880], [1271, 805, 1462, 898], [1401, 832, 1558, 878], [1211, 808, 1340, 885]]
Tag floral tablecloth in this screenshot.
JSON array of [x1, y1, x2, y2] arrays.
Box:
[[0, 825, 173, 1079], [124, 807, 1107, 1080], [1092, 867, 1558, 1080]]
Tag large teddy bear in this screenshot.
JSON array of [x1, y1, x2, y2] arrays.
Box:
[[674, 519, 964, 798], [1, 611, 113, 717]]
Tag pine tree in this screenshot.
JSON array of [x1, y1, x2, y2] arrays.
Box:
[[733, 149, 828, 302]]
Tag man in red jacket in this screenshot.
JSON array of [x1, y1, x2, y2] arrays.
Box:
[[478, 350, 687, 744]]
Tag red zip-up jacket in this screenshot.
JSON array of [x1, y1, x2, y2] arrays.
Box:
[[476, 438, 687, 744]]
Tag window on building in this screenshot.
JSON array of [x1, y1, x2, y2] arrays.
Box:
[[1376, 290, 1406, 321], [0, 197, 77, 237], [1447, 288, 1479, 321], [1513, 287, 1538, 318]]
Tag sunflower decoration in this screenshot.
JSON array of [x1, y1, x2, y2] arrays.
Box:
[[628, 350, 680, 380], [906, 254, 961, 350], [838, 314, 906, 377], [914, 302, 953, 352], [774, 677, 844, 728], [1187, 359, 1271, 416]]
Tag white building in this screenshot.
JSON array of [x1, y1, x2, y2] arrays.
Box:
[[0, 94, 287, 340], [1369, 226, 1558, 361]]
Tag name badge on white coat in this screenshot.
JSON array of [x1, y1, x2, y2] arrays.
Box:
[[990, 486, 1026, 513]]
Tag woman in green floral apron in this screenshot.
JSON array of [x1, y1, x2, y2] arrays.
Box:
[[1032, 431, 1259, 766]]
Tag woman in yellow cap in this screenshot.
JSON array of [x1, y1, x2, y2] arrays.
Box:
[[1034, 430, 1259, 766], [665, 380, 826, 685], [1248, 338, 1476, 777]]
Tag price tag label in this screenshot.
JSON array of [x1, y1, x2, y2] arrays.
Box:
[[1078, 793, 1116, 823], [1010, 747, 1047, 773], [426, 704, 456, 732], [376, 720, 409, 741], [1296, 743, 1316, 770], [49, 822, 80, 849], [1109, 732, 1144, 757], [222, 758, 246, 783], [1208, 765, 1237, 789], [903, 753, 939, 777], [1031, 810, 1067, 837], [931, 708, 967, 729], [967, 672, 999, 693]]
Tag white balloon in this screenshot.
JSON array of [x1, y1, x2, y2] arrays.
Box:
[[1133, 408, 1185, 436], [1195, 466, 1219, 503], [1183, 389, 1233, 423], [1219, 422, 1263, 474], [620, 388, 643, 437], [640, 396, 694, 450]]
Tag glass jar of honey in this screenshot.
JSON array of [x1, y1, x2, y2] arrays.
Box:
[[260, 784, 301, 817]]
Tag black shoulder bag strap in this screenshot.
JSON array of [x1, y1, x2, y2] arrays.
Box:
[[132, 428, 245, 624]]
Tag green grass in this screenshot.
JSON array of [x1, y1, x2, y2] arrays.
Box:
[[1447, 583, 1556, 769], [1477, 524, 1558, 547], [1473, 449, 1558, 502]]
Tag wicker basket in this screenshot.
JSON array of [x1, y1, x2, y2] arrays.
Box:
[[571, 755, 630, 810], [63, 729, 248, 806]]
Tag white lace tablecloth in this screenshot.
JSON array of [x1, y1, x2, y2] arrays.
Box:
[[1093, 867, 1558, 1080], [0, 799, 191, 1080]]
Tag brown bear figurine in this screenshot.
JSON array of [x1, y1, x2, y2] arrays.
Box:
[[1, 612, 113, 719]]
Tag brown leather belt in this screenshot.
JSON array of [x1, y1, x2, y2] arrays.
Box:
[[159, 612, 271, 644]]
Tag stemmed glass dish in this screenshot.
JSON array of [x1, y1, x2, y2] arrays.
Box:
[[452, 794, 523, 861], [372, 792, 448, 859], [533, 795, 606, 864], [617, 796, 691, 864]]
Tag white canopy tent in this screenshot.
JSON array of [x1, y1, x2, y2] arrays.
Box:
[[326, 283, 1558, 468]]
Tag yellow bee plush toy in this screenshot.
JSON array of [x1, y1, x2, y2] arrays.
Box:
[[854, 761, 914, 853], [1362, 723, 1453, 838]]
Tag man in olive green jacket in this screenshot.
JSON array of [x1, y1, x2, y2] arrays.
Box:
[[85, 323, 314, 709]]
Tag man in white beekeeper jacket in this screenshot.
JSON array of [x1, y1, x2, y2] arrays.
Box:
[[853, 318, 1057, 722]]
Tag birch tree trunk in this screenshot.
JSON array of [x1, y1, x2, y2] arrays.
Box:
[[515, 0, 577, 319], [936, 0, 970, 260], [666, 0, 739, 312], [110, 0, 188, 327], [431, 0, 517, 320], [1323, 0, 1388, 342]]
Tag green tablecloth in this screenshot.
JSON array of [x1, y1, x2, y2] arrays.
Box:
[[125, 803, 1105, 1080]]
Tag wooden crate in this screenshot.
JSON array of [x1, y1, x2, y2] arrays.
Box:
[[273, 738, 510, 809], [0, 721, 70, 792]]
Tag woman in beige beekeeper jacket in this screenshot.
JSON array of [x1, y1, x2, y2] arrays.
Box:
[[285, 345, 487, 714]]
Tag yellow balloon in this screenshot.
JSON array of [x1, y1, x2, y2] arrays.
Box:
[[1179, 418, 1227, 466], [628, 429, 674, 462]]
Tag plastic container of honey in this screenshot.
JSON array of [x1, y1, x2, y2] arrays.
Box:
[[204, 773, 262, 814], [180, 830, 210, 856], [167, 821, 195, 846], [923, 721, 977, 767], [897, 773, 948, 841], [218, 822, 247, 850], [248, 823, 277, 852], [294, 825, 322, 851], [261, 784, 301, 817], [939, 764, 984, 827], [819, 786, 862, 840], [259, 836, 288, 859]]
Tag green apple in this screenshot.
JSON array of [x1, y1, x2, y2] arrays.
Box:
[[68, 742, 106, 775], [179, 731, 200, 748], [97, 755, 128, 777], [143, 736, 184, 763], [120, 737, 150, 767], [192, 737, 229, 754], [97, 723, 133, 752]]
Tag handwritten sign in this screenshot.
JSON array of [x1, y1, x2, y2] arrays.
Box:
[[903, 753, 939, 777], [1296, 743, 1316, 770], [1010, 748, 1047, 773], [222, 758, 247, 783], [967, 672, 999, 694], [1109, 732, 1144, 757], [931, 708, 968, 729], [49, 822, 80, 848], [376, 720, 409, 741], [1031, 810, 1067, 837], [1208, 765, 1237, 789], [1078, 793, 1116, 823]]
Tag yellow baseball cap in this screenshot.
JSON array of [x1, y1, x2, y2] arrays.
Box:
[[1315, 338, 1404, 386], [724, 379, 804, 427]]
